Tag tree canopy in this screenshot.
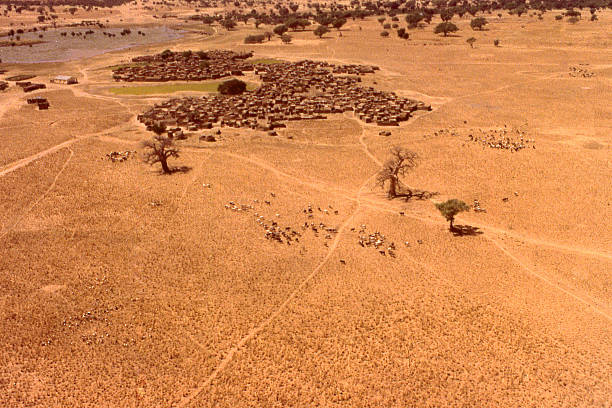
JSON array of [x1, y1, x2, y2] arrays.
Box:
[[435, 199, 470, 230], [376, 146, 418, 198], [218, 78, 247, 95], [141, 124, 180, 174], [470, 17, 488, 30], [314, 24, 330, 38], [273, 24, 288, 36], [434, 21, 459, 36]]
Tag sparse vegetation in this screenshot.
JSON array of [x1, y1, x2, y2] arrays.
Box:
[[376, 146, 418, 199], [218, 78, 247, 95], [314, 25, 329, 38], [141, 123, 179, 174], [434, 21, 459, 36], [2, 4, 612, 408], [435, 199, 470, 230], [470, 17, 488, 30]]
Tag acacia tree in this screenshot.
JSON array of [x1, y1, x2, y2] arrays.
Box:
[[273, 24, 288, 36], [141, 123, 179, 174], [470, 16, 488, 30], [221, 18, 236, 30], [435, 199, 470, 230], [376, 146, 418, 199], [314, 24, 329, 37], [332, 17, 347, 30], [440, 8, 454, 21], [466, 36, 476, 47], [434, 21, 459, 36], [405, 12, 423, 28]]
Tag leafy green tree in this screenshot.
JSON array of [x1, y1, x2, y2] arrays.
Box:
[[470, 16, 488, 30], [221, 18, 236, 30], [440, 8, 454, 21], [405, 12, 423, 28], [434, 21, 459, 36], [273, 24, 288, 36], [332, 17, 347, 30], [218, 78, 247, 95], [244, 34, 266, 43], [314, 24, 329, 38], [514, 5, 527, 16], [284, 17, 300, 30], [435, 199, 470, 230], [316, 15, 334, 26]]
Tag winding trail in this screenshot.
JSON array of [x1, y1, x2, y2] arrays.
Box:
[[0, 148, 74, 239], [0, 139, 79, 178], [176, 126, 380, 408]]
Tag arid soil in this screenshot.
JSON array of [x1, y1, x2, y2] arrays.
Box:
[[1, 4, 611, 407]]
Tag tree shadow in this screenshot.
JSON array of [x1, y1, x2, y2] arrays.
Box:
[[409, 189, 439, 201], [451, 224, 483, 237], [170, 165, 192, 174], [390, 189, 439, 201]]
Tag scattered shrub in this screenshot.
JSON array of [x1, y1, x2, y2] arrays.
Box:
[[218, 78, 247, 95]]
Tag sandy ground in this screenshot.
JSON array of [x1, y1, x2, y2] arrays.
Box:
[[0, 6, 611, 407]]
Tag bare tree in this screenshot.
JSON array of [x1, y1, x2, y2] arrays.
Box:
[[141, 123, 179, 174], [376, 146, 418, 198]]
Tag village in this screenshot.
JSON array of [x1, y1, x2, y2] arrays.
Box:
[[112, 49, 255, 82], [133, 50, 431, 131]]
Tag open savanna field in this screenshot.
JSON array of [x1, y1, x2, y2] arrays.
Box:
[[1, 6, 611, 407]]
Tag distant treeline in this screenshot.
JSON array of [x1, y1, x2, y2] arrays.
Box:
[[187, 0, 612, 29], [0, 0, 131, 7]]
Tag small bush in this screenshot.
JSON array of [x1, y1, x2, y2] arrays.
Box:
[[218, 78, 247, 95], [380, 30, 389, 37], [244, 34, 266, 44]]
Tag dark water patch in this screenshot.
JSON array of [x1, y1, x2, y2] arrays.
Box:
[[0, 26, 183, 63]]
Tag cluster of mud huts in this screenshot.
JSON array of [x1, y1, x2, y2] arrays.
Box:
[[134, 54, 431, 130], [112, 50, 254, 82], [16, 81, 46, 93], [27, 96, 49, 110]]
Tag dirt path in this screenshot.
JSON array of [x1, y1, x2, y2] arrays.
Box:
[[0, 139, 79, 178], [176, 159, 378, 408], [0, 148, 74, 239], [0, 118, 138, 178], [486, 235, 612, 322]]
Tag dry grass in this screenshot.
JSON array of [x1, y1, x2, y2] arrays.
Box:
[[0, 6, 611, 408]]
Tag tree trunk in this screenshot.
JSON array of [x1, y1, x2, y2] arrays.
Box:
[[160, 157, 171, 174], [388, 177, 397, 198], [449, 217, 454, 230]]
